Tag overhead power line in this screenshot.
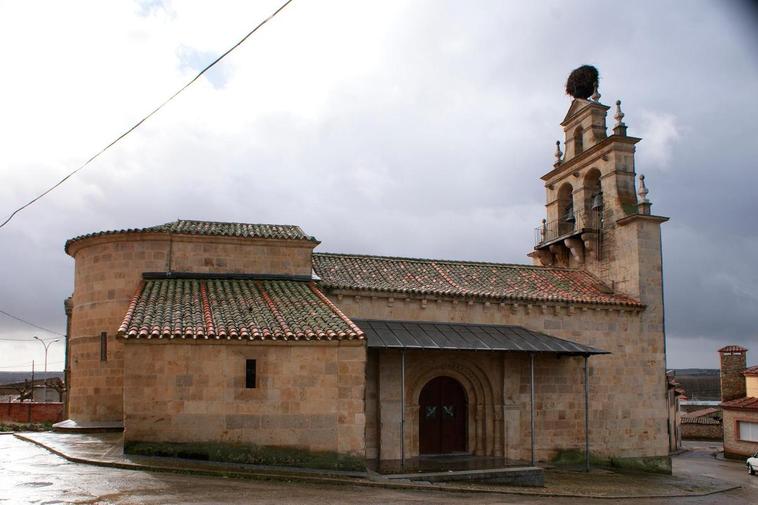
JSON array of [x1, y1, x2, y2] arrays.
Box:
[[0, 309, 65, 337], [0, 360, 64, 370], [0, 0, 294, 230]]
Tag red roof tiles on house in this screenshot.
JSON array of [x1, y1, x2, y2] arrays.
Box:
[[681, 407, 720, 419], [66, 219, 317, 253], [718, 345, 748, 353], [743, 365, 758, 377], [720, 397, 758, 410], [312, 253, 641, 307], [118, 278, 363, 341]]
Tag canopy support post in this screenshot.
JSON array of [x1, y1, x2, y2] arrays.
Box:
[[400, 348, 406, 468], [584, 354, 590, 472], [530, 352, 535, 466]]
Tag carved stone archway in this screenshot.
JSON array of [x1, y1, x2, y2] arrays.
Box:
[[406, 358, 497, 457]]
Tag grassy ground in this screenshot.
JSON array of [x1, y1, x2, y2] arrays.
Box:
[[0, 422, 53, 432]]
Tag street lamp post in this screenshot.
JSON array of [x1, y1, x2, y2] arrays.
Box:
[[33, 336, 59, 401]]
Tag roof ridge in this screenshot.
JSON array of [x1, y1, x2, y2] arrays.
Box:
[[313, 251, 578, 272]]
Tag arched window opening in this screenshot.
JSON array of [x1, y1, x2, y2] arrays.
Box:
[[557, 183, 575, 236], [574, 126, 584, 156], [583, 169, 603, 230]]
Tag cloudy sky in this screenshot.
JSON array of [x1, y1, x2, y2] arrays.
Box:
[[0, 0, 756, 372]]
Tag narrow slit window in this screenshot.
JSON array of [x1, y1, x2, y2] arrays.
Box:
[[245, 359, 256, 389], [100, 332, 107, 362]]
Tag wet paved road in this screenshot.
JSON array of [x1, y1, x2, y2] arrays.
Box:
[[0, 435, 755, 504]]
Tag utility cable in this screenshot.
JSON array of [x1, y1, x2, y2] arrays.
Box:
[[0, 0, 294, 230], [0, 309, 65, 337]]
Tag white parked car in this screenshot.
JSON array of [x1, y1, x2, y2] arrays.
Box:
[[748, 452, 758, 475]]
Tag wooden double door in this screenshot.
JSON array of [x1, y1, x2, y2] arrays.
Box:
[[418, 376, 467, 454]]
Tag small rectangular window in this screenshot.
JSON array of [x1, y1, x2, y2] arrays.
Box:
[[245, 359, 256, 389], [100, 332, 107, 362]]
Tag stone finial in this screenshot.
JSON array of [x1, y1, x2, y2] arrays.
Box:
[[614, 100, 625, 126], [554, 140, 563, 164], [637, 174, 651, 215], [590, 81, 601, 102], [613, 99, 628, 136]]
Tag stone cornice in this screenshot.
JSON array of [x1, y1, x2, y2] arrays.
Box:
[[542, 134, 641, 184], [616, 214, 669, 227]]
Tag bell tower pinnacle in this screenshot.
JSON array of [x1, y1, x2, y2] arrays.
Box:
[[529, 66, 668, 304]]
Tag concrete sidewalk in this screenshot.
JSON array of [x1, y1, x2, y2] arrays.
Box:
[[14, 431, 741, 499]]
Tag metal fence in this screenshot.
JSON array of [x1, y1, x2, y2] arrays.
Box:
[[534, 209, 601, 246]]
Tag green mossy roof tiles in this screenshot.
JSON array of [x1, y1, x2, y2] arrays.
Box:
[[118, 279, 363, 341]]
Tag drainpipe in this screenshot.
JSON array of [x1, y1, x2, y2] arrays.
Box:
[[530, 352, 535, 466], [584, 354, 590, 472], [400, 349, 405, 468]]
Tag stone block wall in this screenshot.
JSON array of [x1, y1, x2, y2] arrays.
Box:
[[681, 421, 722, 441], [331, 291, 669, 463], [66, 232, 316, 422], [122, 340, 365, 457], [722, 409, 758, 458]]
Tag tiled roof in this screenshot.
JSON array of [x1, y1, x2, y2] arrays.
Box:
[[681, 416, 721, 426], [743, 366, 758, 377], [312, 253, 641, 307], [66, 219, 317, 253], [718, 345, 748, 353], [118, 278, 363, 341], [721, 397, 758, 410], [681, 407, 720, 419]]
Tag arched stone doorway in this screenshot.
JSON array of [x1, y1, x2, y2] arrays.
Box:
[[418, 376, 467, 454]]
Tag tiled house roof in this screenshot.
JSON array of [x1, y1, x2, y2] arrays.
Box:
[[721, 397, 758, 410], [312, 253, 642, 307], [118, 278, 363, 341], [744, 366, 758, 377], [66, 219, 317, 253]]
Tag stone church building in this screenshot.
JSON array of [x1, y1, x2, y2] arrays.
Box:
[[62, 83, 670, 471]]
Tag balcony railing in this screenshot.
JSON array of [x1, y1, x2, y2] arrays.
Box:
[[534, 209, 602, 246]]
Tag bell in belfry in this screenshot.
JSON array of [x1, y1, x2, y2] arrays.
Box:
[[564, 204, 575, 222], [591, 191, 603, 210]]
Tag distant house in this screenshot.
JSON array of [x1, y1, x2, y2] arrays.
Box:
[[719, 346, 758, 458], [680, 407, 722, 441], [0, 377, 64, 403]]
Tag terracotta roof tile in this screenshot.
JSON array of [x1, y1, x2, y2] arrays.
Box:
[[681, 407, 720, 419], [118, 279, 363, 341], [721, 397, 758, 410], [66, 219, 317, 253], [744, 366, 758, 377], [313, 253, 641, 307]]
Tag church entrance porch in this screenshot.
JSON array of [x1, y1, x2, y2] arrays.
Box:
[[418, 376, 467, 455], [358, 319, 607, 470]]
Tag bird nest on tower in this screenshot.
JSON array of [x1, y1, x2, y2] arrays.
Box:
[[566, 65, 599, 99]]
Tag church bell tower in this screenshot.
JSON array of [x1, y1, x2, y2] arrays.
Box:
[[529, 65, 668, 306]]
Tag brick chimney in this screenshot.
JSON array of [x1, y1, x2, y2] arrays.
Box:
[[719, 345, 748, 402]]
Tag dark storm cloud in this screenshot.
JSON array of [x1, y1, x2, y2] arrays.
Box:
[[0, 1, 756, 369]]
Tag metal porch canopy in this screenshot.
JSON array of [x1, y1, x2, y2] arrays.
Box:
[[354, 319, 609, 355]]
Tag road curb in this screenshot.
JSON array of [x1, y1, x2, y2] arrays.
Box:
[[12, 433, 742, 499]]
